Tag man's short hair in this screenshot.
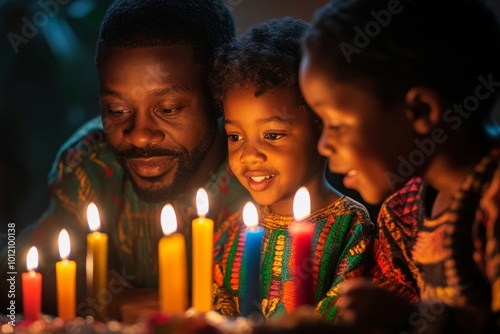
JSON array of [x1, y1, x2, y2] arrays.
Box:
[[96, 0, 235, 69]]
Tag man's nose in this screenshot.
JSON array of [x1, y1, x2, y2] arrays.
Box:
[[124, 112, 164, 148]]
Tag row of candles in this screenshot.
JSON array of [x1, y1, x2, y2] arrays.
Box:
[[21, 187, 314, 321]]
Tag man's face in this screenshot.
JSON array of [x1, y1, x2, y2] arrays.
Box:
[[98, 45, 216, 202]]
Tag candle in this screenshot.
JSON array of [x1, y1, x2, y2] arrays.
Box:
[[56, 229, 76, 320], [22, 246, 41, 322], [192, 188, 214, 312], [158, 204, 188, 314], [240, 202, 264, 317], [289, 187, 314, 309], [86, 202, 108, 319]]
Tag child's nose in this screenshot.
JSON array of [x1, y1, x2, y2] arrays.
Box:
[[239, 143, 266, 165], [317, 131, 335, 157]]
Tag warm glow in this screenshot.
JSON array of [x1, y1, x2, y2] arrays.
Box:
[[87, 202, 101, 232], [196, 188, 209, 217], [1, 324, 14, 333], [293, 187, 311, 220], [26, 246, 38, 271], [58, 229, 71, 260], [161, 204, 177, 235], [243, 202, 259, 228]]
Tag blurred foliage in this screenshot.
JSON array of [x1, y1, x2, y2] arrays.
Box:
[[0, 0, 112, 231]]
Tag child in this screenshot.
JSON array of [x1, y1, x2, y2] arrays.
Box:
[[209, 17, 375, 320], [299, 0, 500, 332]]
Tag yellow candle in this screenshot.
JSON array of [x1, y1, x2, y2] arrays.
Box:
[[56, 229, 76, 320], [192, 188, 214, 312], [86, 202, 108, 319], [158, 204, 188, 314]]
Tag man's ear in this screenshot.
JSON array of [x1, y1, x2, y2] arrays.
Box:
[[404, 87, 445, 135]]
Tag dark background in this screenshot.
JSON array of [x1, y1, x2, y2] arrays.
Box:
[[2, 0, 500, 246], [0, 0, 350, 240]]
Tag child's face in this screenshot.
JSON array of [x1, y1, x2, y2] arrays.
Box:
[[299, 55, 416, 204], [223, 85, 325, 213]]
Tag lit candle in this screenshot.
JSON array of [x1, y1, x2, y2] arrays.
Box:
[[22, 246, 41, 322], [289, 187, 314, 309], [240, 202, 264, 317], [56, 229, 76, 320], [158, 204, 188, 315], [86, 202, 108, 319], [192, 188, 214, 312]]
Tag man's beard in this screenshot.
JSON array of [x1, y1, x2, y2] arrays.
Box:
[[115, 130, 216, 203]]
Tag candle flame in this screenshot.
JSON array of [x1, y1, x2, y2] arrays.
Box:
[[161, 204, 177, 235], [27, 246, 38, 271], [196, 188, 209, 217], [58, 229, 71, 260], [293, 187, 311, 221], [243, 201, 259, 228], [87, 202, 101, 232]]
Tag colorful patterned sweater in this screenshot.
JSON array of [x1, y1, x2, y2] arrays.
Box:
[[371, 177, 422, 303], [372, 147, 500, 332], [3, 116, 251, 289], [213, 195, 375, 320]]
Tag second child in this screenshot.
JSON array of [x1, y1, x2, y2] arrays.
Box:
[[209, 17, 375, 320]]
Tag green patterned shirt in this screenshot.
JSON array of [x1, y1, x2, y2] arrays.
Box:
[[213, 195, 375, 320]]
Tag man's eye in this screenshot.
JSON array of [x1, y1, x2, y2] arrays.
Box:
[[264, 133, 284, 140], [107, 108, 129, 114], [227, 134, 242, 142], [156, 108, 178, 114]]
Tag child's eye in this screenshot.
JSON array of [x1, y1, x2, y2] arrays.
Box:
[[264, 133, 284, 140], [227, 134, 242, 142], [327, 124, 344, 132]]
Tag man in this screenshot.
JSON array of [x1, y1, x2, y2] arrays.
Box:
[[2, 0, 249, 321]]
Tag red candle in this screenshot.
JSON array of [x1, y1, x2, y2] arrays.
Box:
[[289, 187, 314, 309], [22, 246, 42, 322]]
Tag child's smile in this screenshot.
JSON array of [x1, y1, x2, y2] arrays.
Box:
[[246, 173, 276, 192]]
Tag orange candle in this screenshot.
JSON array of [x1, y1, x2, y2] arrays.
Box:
[[22, 246, 41, 322], [56, 229, 76, 320], [158, 204, 188, 314], [86, 202, 108, 319], [192, 188, 214, 312]]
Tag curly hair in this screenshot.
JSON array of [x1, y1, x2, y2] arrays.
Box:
[[210, 16, 319, 125], [95, 0, 235, 69], [302, 0, 500, 116]]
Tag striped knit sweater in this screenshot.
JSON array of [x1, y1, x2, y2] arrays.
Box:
[[213, 195, 375, 320]]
